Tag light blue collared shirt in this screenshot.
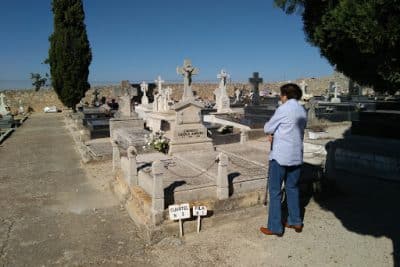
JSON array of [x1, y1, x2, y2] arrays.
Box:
[[264, 99, 307, 166]]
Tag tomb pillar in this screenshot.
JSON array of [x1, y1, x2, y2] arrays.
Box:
[[217, 152, 229, 200], [151, 160, 164, 225], [112, 140, 121, 172], [127, 146, 138, 186]]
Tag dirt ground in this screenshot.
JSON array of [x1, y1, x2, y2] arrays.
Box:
[[0, 113, 398, 266]]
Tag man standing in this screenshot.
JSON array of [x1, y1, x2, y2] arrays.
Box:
[[260, 83, 307, 236]]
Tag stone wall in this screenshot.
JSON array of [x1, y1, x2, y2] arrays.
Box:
[[2, 73, 368, 113], [3, 89, 65, 114]]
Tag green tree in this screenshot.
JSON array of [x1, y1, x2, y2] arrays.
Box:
[[48, 0, 92, 110], [30, 73, 48, 91], [275, 0, 400, 94]]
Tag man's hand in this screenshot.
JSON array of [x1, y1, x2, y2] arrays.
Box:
[[267, 134, 273, 143]]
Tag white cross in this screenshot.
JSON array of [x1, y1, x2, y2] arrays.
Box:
[[217, 69, 229, 87], [165, 87, 172, 101], [155, 75, 165, 92], [140, 81, 148, 94]]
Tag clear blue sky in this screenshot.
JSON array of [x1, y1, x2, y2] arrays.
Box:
[[0, 0, 333, 86]]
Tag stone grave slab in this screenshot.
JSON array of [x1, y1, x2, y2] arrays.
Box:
[[112, 128, 150, 151], [87, 119, 110, 139]]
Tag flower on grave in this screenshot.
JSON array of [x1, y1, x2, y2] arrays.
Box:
[[144, 131, 169, 154]]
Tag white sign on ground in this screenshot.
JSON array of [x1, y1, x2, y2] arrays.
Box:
[[168, 203, 191, 220], [169, 203, 191, 237], [193, 206, 207, 216], [193, 206, 208, 233]]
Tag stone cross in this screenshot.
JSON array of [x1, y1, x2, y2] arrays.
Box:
[[234, 88, 241, 103], [217, 69, 229, 90], [249, 72, 263, 105], [333, 82, 339, 98], [92, 89, 100, 106], [330, 82, 341, 103], [155, 75, 165, 92], [140, 81, 149, 105], [214, 69, 232, 113], [177, 59, 199, 101], [165, 87, 172, 102]]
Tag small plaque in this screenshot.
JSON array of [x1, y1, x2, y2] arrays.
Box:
[[193, 206, 207, 216], [168, 203, 191, 220]]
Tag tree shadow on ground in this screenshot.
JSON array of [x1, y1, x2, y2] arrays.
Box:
[[314, 170, 400, 266]]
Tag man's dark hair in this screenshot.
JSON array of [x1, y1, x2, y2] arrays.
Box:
[[280, 83, 302, 100]]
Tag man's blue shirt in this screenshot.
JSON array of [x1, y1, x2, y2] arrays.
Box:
[[264, 99, 307, 166]]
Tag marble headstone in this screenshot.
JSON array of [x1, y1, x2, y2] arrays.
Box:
[[214, 69, 232, 113], [168, 100, 213, 154]]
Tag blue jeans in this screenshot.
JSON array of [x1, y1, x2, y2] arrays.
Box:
[[267, 160, 302, 234]]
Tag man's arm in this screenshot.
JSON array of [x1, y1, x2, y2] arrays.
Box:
[[264, 107, 285, 134]]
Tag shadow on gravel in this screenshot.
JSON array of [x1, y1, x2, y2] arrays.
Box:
[[314, 171, 400, 267]]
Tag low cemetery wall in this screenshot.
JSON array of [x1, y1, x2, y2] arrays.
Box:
[[1, 74, 349, 113], [2, 89, 65, 113]]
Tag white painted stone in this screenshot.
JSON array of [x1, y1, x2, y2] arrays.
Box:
[[234, 88, 241, 104], [331, 82, 341, 103], [214, 69, 232, 113], [140, 81, 149, 105]]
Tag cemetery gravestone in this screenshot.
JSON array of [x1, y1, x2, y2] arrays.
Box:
[[234, 88, 241, 104], [177, 59, 199, 102], [141, 81, 149, 105], [214, 69, 232, 113], [330, 82, 341, 103], [249, 72, 263, 106], [168, 100, 213, 154]]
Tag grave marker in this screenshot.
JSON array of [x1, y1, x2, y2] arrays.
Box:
[[168, 203, 191, 237], [177, 59, 199, 101], [193, 206, 207, 233], [140, 81, 149, 105], [249, 72, 263, 105]]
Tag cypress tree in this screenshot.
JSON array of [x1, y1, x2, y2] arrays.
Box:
[[48, 0, 92, 110]]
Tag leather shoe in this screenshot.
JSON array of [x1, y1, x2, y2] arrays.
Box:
[[259, 227, 283, 237], [283, 222, 303, 233]]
